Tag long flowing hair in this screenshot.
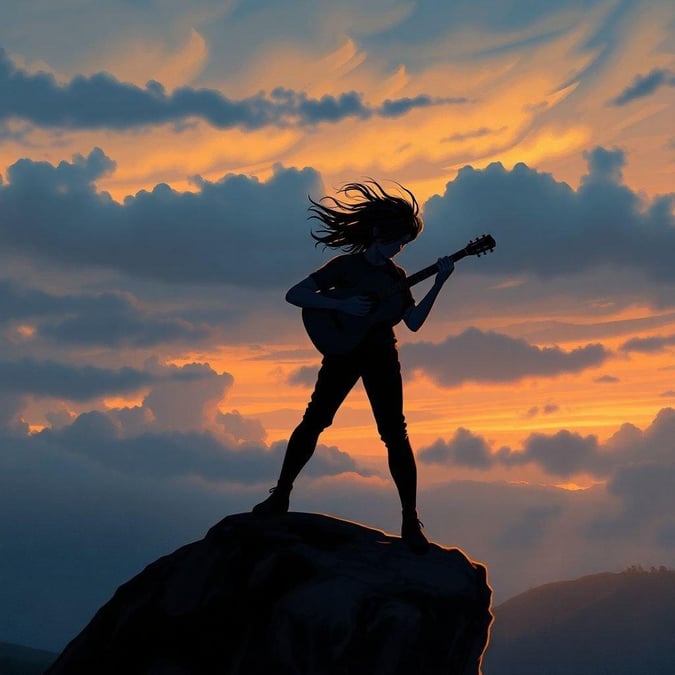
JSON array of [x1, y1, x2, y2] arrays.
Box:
[[308, 180, 424, 253]]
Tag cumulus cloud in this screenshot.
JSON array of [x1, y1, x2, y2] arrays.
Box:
[[0, 48, 464, 132], [402, 327, 610, 386], [418, 147, 675, 285], [610, 68, 675, 106], [287, 365, 319, 387], [419, 407, 675, 480], [217, 409, 267, 445], [419, 427, 494, 468], [0, 149, 323, 286]]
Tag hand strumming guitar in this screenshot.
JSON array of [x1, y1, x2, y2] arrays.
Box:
[[339, 295, 374, 316]]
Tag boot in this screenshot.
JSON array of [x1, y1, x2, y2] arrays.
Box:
[[401, 509, 430, 554], [251, 484, 291, 516]]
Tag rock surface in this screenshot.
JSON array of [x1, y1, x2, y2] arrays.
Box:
[[46, 512, 493, 675]]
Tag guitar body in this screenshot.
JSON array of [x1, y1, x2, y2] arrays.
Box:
[[301, 234, 496, 356], [302, 287, 408, 356]]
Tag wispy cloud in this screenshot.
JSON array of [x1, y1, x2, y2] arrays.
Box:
[[620, 333, 675, 353], [0, 48, 465, 132], [610, 68, 675, 106]]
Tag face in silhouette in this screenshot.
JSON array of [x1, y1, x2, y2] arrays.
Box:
[[366, 233, 413, 265]]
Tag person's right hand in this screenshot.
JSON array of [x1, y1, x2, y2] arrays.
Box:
[[339, 295, 373, 316]]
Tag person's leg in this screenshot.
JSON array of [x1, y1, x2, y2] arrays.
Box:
[[360, 344, 428, 552], [252, 354, 360, 514]]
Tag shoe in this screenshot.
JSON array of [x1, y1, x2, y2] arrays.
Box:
[[251, 486, 290, 516], [401, 511, 430, 554]]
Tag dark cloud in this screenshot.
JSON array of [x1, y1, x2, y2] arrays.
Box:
[[0, 357, 153, 400], [504, 430, 602, 477], [417, 147, 675, 285], [419, 427, 494, 468], [0, 279, 211, 346], [418, 407, 675, 481], [377, 94, 467, 117], [523, 404, 559, 418], [620, 334, 675, 353], [287, 365, 319, 387], [0, 357, 228, 404], [0, 49, 462, 132], [216, 410, 267, 444], [0, 149, 323, 286], [595, 374, 620, 383], [30, 406, 373, 486], [610, 68, 675, 106], [402, 327, 609, 387]]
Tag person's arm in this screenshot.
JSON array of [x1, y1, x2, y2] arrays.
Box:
[[286, 277, 372, 316], [403, 256, 454, 332]]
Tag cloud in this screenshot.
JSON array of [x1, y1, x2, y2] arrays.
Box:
[[610, 68, 675, 106], [377, 94, 467, 117], [419, 427, 494, 468], [287, 365, 319, 387], [402, 327, 610, 387], [418, 147, 675, 285], [442, 126, 506, 142], [503, 429, 602, 477], [620, 334, 675, 353], [0, 149, 324, 286], [216, 409, 267, 445], [595, 374, 620, 383], [0, 48, 464, 132], [523, 403, 559, 418], [496, 504, 562, 549], [142, 363, 233, 430], [0, 357, 154, 401], [0, 279, 211, 347], [0, 357, 233, 410], [418, 407, 675, 481]]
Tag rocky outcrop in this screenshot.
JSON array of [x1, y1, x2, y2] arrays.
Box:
[[46, 512, 492, 675]]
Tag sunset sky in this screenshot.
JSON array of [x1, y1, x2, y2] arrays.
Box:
[[1, 0, 674, 652]]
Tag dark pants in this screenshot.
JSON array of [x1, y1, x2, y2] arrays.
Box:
[[278, 342, 418, 512]]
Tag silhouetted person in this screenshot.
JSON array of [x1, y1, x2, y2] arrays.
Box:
[[253, 180, 454, 553]]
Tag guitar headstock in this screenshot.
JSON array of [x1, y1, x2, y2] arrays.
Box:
[[466, 233, 496, 257]]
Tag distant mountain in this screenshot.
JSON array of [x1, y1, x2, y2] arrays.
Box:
[[0, 641, 56, 675], [483, 568, 675, 675]]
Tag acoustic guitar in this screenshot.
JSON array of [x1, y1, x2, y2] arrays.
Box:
[[302, 234, 496, 355]]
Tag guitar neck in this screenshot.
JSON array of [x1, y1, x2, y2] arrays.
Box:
[[403, 248, 468, 289]]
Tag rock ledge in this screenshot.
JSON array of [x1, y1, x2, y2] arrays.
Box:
[[47, 512, 493, 675]]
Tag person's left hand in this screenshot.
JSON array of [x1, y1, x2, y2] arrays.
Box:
[[435, 256, 454, 285]]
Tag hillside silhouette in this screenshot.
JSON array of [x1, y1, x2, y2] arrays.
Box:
[[483, 567, 675, 675], [0, 640, 56, 674]]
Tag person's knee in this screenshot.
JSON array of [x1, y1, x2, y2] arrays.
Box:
[[299, 413, 332, 435], [378, 418, 408, 447]]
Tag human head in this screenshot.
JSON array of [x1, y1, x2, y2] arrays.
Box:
[[309, 180, 424, 253]]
